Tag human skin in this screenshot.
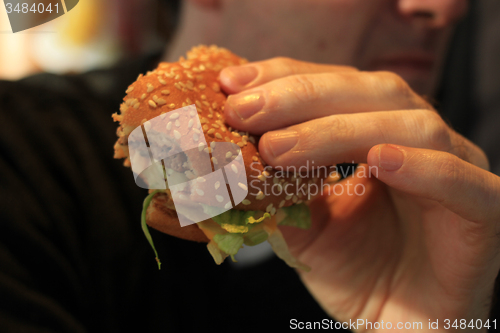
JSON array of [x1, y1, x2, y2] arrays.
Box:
[[165, 0, 500, 331]]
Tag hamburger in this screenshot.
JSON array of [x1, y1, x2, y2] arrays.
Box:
[[112, 45, 327, 271]]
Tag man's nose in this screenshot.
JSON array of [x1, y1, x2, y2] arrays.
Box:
[[397, 0, 468, 28]]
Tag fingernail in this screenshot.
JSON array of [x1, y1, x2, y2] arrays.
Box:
[[266, 129, 299, 158], [378, 144, 404, 171], [227, 91, 265, 120], [225, 66, 258, 87]]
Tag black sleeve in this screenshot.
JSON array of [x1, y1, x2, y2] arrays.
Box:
[[0, 55, 329, 332]]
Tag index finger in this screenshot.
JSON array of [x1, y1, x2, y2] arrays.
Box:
[[219, 57, 357, 94]]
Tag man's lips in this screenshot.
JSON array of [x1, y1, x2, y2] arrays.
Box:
[[368, 53, 436, 74]]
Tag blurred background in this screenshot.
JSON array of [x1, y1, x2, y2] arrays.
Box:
[[0, 0, 178, 80]]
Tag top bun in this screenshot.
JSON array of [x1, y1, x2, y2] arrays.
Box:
[[113, 45, 328, 217]]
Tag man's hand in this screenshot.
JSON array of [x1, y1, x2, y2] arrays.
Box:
[[219, 58, 500, 332]]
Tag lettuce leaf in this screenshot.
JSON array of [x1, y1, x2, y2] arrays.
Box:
[[141, 190, 162, 270], [278, 203, 311, 229], [213, 233, 244, 262]]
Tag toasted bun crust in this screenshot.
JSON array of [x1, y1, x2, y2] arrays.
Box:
[[113, 45, 329, 241]]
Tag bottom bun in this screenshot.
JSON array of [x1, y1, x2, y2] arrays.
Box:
[[146, 192, 209, 243]]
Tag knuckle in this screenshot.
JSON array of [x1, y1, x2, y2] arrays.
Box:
[[327, 116, 356, 144], [373, 71, 413, 99], [417, 110, 452, 151], [270, 56, 298, 71], [435, 155, 463, 196], [286, 74, 321, 102]]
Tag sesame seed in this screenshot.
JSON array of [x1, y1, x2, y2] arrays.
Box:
[[161, 90, 170, 95], [196, 189, 204, 196], [237, 142, 244, 147], [204, 147, 212, 154], [242, 199, 251, 205], [211, 157, 218, 165], [169, 113, 179, 119], [256, 191, 265, 200], [143, 121, 151, 132], [141, 93, 147, 100], [211, 123, 220, 128], [199, 84, 206, 90], [225, 152, 233, 159], [292, 195, 298, 203], [215, 133, 223, 139], [224, 202, 232, 209], [263, 171, 270, 177], [189, 109, 196, 117], [193, 133, 199, 141], [175, 120, 180, 127], [212, 102, 218, 109], [174, 74, 180, 80], [178, 194, 188, 200], [195, 100, 202, 108], [125, 86, 134, 93], [192, 128, 200, 134], [216, 195, 224, 203], [198, 142, 204, 151], [202, 101, 210, 107], [166, 122, 172, 130], [238, 183, 248, 191], [147, 83, 154, 93], [197, 177, 206, 182], [212, 82, 220, 92], [158, 77, 166, 85], [266, 203, 273, 212], [286, 194, 293, 200], [174, 83, 182, 90], [271, 207, 277, 215], [174, 130, 181, 140], [168, 103, 175, 109], [279, 200, 285, 208], [207, 128, 215, 135], [188, 119, 194, 128], [231, 131, 241, 138], [225, 137, 231, 142], [148, 100, 157, 108], [252, 156, 259, 162], [257, 174, 266, 182], [231, 164, 238, 174], [215, 181, 220, 190], [201, 94, 207, 100], [160, 113, 167, 119]]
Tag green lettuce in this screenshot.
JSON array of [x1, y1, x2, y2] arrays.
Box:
[[278, 203, 311, 229], [141, 190, 162, 270]]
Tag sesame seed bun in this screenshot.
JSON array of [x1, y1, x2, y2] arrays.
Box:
[[113, 45, 328, 242]]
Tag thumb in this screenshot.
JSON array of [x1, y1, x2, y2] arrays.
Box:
[[367, 144, 500, 224]]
